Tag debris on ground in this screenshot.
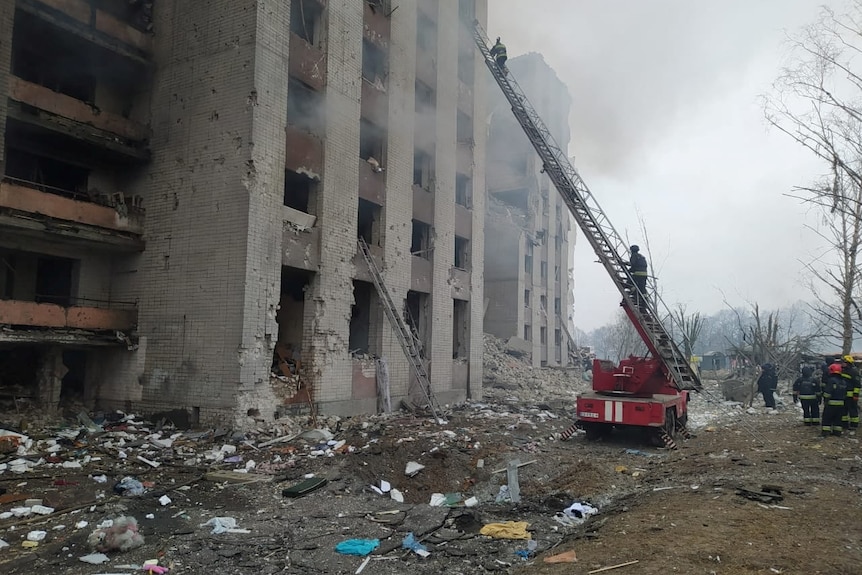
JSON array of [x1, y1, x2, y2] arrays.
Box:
[[87, 516, 144, 552], [334, 538, 380, 556], [0, 372, 860, 574]]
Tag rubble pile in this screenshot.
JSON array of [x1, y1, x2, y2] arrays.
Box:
[[0, 373, 838, 574], [482, 334, 589, 404]]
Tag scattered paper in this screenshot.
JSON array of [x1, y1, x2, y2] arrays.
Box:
[[79, 553, 111, 564]]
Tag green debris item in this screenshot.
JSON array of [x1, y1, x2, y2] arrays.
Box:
[[281, 476, 327, 498]]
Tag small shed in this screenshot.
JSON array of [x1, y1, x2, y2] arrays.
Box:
[[701, 351, 727, 371]]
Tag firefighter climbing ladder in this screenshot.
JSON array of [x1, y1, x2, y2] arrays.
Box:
[[474, 23, 701, 393], [357, 238, 444, 422]]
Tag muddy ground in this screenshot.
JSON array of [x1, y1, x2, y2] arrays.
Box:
[[0, 380, 860, 575]]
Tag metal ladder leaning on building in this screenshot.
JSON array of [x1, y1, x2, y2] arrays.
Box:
[[473, 23, 700, 393], [357, 238, 444, 422], [556, 313, 582, 366]]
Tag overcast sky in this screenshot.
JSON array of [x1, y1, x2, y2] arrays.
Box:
[[488, 0, 842, 331]]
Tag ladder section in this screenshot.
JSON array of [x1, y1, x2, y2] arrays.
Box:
[[356, 238, 444, 421], [556, 313, 581, 366], [474, 24, 700, 392]]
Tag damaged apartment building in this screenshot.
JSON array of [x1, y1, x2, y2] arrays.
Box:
[[484, 53, 576, 367], [0, 0, 487, 423]]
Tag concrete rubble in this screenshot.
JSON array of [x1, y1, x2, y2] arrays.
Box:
[[483, 333, 590, 405], [0, 370, 846, 574]]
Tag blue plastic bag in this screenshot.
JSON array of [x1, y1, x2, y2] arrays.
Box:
[[335, 538, 380, 556]]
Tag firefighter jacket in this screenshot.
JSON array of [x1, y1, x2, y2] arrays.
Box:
[[490, 42, 507, 59], [793, 374, 820, 400], [629, 252, 648, 277], [841, 364, 860, 399], [822, 374, 847, 405], [757, 370, 778, 393]]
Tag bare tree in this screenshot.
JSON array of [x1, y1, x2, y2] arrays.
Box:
[[672, 304, 706, 359], [590, 309, 647, 363], [722, 299, 819, 404], [763, 2, 862, 353], [802, 167, 862, 353]]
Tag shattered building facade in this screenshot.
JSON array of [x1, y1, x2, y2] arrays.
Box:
[[0, 0, 487, 423], [484, 53, 576, 367]]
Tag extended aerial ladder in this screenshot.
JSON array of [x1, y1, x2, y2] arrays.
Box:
[[357, 238, 444, 422], [474, 24, 700, 440]]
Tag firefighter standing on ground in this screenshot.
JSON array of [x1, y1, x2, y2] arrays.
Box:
[[490, 37, 507, 69], [627, 245, 649, 308], [840, 355, 860, 430], [822, 362, 847, 436], [757, 362, 778, 409], [792, 365, 820, 426]]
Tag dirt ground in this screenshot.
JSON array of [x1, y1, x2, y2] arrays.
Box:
[[1, 379, 860, 575]]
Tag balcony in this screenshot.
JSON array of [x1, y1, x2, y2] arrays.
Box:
[[412, 184, 434, 224], [358, 159, 385, 205], [457, 80, 474, 115], [416, 52, 437, 88], [417, 0, 437, 22], [353, 243, 384, 283], [411, 255, 432, 293], [8, 76, 150, 160], [282, 216, 320, 272], [450, 267, 470, 301], [456, 142, 473, 176], [0, 299, 137, 332], [454, 203, 472, 240], [285, 124, 324, 177], [18, 0, 154, 62], [363, 1, 391, 45], [361, 80, 388, 127], [452, 360, 469, 390], [414, 113, 436, 154], [289, 32, 327, 92], [0, 179, 145, 251]]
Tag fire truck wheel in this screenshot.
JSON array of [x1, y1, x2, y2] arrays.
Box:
[[663, 407, 677, 438], [583, 422, 611, 440]]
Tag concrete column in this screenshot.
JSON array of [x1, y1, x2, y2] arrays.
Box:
[[468, 0, 489, 397], [133, 0, 259, 420], [0, 1, 15, 176], [380, 1, 418, 400], [234, 0, 292, 413], [428, 0, 459, 401], [37, 347, 68, 411], [306, 0, 363, 411]]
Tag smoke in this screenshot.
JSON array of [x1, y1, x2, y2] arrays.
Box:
[[488, 0, 824, 176]]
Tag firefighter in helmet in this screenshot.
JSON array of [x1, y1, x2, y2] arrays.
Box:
[[822, 362, 847, 437], [626, 245, 649, 309], [840, 355, 860, 430], [490, 37, 507, 69], [757, 362, 778, 409], [792, 365, 821, 426]]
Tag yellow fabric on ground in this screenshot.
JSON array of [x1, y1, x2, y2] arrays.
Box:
[[479, 521, 532, 540]]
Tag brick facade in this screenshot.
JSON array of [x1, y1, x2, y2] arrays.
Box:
[[0, 0, 487, 424]]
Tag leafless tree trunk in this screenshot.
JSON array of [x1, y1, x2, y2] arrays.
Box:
[[801, 167, 862, 353], [671, 304, 706, 359], [763, 2, 862, 353], [722, 299, 819, 405], [592, 309, 647, 363]]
